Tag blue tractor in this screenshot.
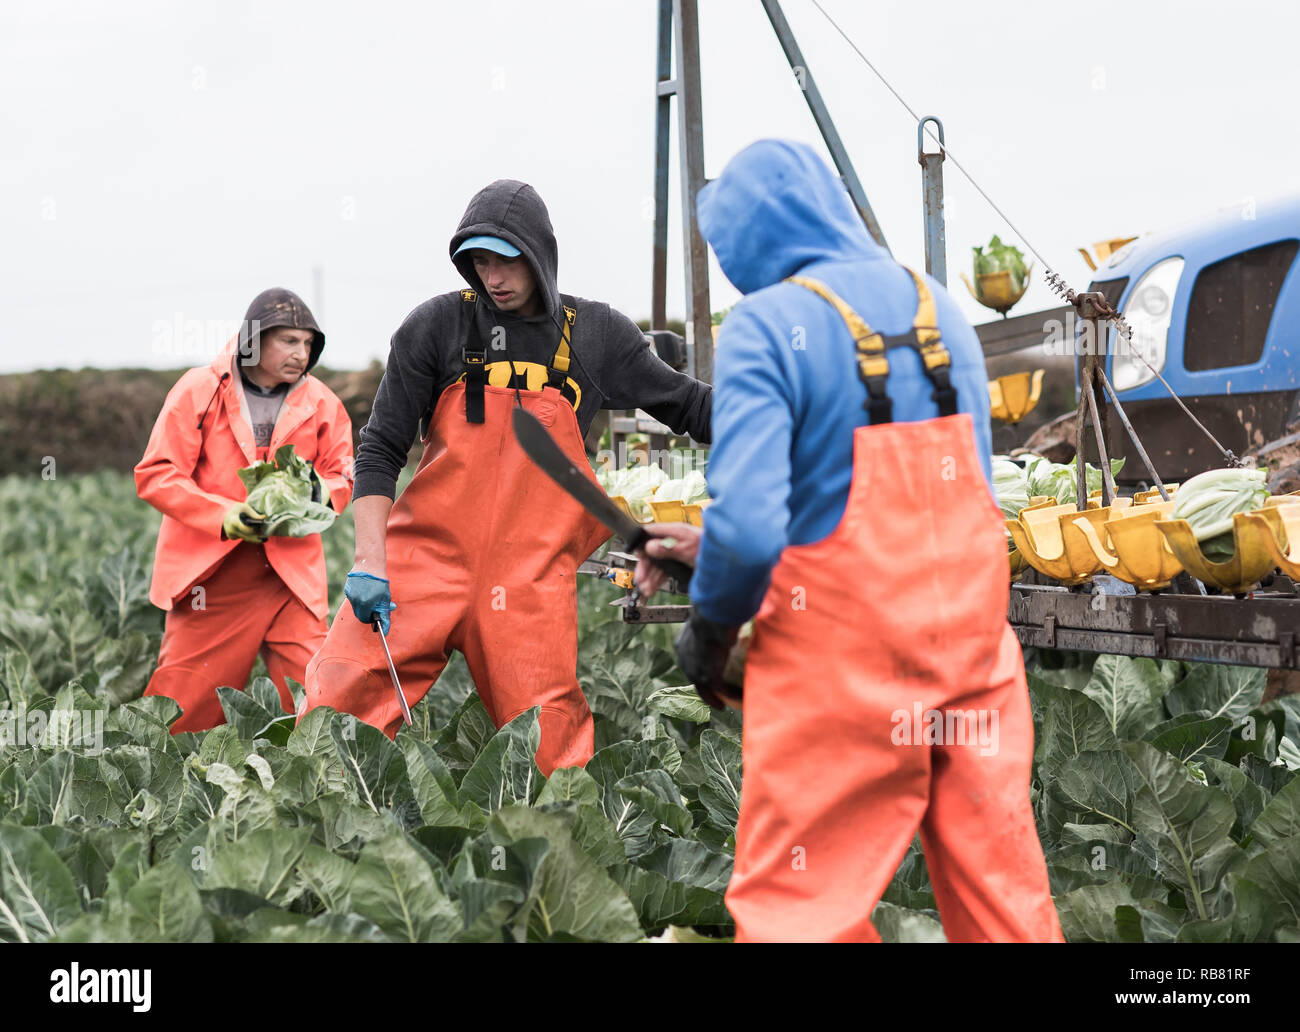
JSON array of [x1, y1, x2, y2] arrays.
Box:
[[1085, 195, 1300, 483], [982, 195, 1300, 486]]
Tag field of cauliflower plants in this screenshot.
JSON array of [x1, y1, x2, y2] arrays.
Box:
[[2, 471, 1299, 942]]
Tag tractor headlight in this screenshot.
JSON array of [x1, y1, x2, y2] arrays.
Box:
[[1111, 257, 1183, 391]]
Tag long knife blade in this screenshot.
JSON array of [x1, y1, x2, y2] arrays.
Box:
[[511, 407, 694, 585], [373, 619, 412, 725]]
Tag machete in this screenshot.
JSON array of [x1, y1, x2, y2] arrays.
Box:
[[510, 407, 695, 587]]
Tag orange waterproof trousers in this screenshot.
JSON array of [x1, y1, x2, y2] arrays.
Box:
[[144, 544, 326, 733], [301, 382, 610, 775], [727, 414, 1063, 943]]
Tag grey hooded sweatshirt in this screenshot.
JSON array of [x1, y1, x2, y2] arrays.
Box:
[[352, 180, 713, 500]]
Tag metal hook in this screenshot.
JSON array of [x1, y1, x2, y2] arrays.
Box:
[[918, 115, 945, 159]]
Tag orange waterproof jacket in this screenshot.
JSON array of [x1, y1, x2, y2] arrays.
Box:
[[135, 341, 354, 620]]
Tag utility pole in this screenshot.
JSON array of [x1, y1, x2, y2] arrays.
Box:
[[312, 264, 324, 326]]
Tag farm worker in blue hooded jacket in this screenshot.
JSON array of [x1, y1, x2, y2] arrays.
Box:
[[633, 139, 1064, 943]]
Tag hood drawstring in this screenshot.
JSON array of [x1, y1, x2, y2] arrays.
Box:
[[197, 371, 230, 430]]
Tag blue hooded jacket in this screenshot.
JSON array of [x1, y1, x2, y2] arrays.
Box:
[[691, 139, 996, 626]]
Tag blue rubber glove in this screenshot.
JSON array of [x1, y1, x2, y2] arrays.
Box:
[[345, 571, 396, 634]]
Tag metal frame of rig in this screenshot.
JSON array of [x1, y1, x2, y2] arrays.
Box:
[[580, 0, 1300, 672]]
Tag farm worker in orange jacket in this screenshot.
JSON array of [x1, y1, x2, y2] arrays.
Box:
[[299, 180, 712, 775], [634, 140, 1062, 943], [135, 288, 355, 733]]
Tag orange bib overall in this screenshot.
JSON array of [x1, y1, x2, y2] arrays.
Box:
[[302, 299, 610, 774], [724, 273, 1063, 942], [137, 356, 354, 735]]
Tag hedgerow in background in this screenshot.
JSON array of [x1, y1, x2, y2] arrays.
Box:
[[0, 365, 387, 478]]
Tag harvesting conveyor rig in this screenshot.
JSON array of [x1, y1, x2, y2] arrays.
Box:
[[580, 0, 1300, 671]]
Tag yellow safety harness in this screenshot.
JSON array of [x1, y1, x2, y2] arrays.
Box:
[[457, 289, 582, 422], [785, 267, 958, 425]]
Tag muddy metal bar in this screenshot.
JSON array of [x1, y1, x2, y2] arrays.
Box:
[[918, 116, 946, 285], [1009, 583, 1300, 669], [760, 0, 890, 253], [1097, 362, 1171, 501], [651, 0, 714, 383], [673, 0, 713, 384], [618, 603, 694, 624], [1072, 299, 1116, 506], [1082, 373, 1116, 503], [651, 0, 673, 330]]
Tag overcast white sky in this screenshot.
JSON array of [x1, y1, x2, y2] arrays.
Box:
[[2, 0, 1297, 373]]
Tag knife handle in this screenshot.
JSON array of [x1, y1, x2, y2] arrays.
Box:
[[626, 527, 694, 587]]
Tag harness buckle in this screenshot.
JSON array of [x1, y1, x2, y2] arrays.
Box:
[[928, 364, 959, 416], [863, 377, 893, 425]]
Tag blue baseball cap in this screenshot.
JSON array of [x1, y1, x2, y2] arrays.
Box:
[[453, 234, 521, 258]]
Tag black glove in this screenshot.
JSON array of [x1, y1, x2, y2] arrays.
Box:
[[675, 614, 742, 710], [306, 461, 327, 507]]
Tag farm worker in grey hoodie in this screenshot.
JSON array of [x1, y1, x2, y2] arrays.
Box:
[[299, 179, 712, 774]]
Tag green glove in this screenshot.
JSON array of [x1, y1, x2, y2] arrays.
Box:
[[222, 501, 267, 543]]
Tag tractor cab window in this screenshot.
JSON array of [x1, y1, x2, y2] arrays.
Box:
[[1184, 239, 1298, 371]]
